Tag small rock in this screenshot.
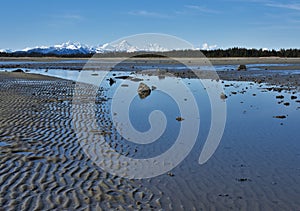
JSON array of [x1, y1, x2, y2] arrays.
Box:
[[283, 102, 290, 106], [276, 95, 284, 99], [109, 78, 116, 86], [220, 93, 227, 100], [151, 85, 157, 90], [131, 77, 143, 82], [176, 117, 184, 121], [237, 178, 250, 182], [256, 79, 262, 84], [291, 96, 297, 100], [167, 172, 174, 177], [115, 76, 129, 80], [273, 115, 286, 119], [12, 69, 24, 73]]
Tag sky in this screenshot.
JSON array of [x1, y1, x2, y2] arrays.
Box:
[[0, 0, 300, 50]]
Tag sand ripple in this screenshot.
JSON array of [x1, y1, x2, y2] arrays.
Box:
[[0, 72, 162, 210]]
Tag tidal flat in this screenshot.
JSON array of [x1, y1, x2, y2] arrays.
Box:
[[0, 57, 300, 210]]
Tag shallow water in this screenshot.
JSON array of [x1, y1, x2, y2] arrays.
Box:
[[75, 72, 300, 209]]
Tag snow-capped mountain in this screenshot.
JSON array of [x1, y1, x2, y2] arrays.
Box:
[[6, 40, 188, 55], [98, 40, 139, 53], [96, 40, 170, 53], [0, 49, 12, 53], [18, 41, 95, 55]]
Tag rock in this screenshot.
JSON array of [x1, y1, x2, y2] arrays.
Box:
[[220, 93, 227, 100], [130, 77, 143, 82], [237, 178, 251, 182], [176, 117, 184, 121], [12, 69, 24, 73], [273, 115, 286, 119], [291, 96, 297, 100], [115, 76, 129, 80], [151, 85, 157, 90], [237, 64, 247, 71], [109, 78, 116, 86], [137, 82, 151, 99], [167, 172, 174, 177], [276, 95, 284, 99]]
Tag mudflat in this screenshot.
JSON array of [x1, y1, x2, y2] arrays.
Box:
[[0, 57, 300, 210]]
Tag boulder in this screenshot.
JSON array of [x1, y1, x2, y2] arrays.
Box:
[[137, 82, 151, 99]]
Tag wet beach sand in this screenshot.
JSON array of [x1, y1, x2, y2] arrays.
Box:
[[1, 58, 300, 210], [0, 72, 163, 210]]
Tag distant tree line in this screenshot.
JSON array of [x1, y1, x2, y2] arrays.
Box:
[[201, 48, 300, 58], [1, 47, 300, 58]]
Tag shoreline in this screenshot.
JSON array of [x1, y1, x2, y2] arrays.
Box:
[[1, 56, 300, 65]]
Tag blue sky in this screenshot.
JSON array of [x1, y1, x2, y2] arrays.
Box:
[[1, 0, 300, 50]]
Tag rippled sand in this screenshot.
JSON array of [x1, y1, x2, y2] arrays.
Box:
[[0, 72, 163, 210]]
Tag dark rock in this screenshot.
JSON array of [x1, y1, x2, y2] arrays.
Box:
[[291, 96, 297, 100], [237, 64, 247, 71], [276, 95, 284, 99], [237, 178, 251, 182], [109, 78, 116, 86], [176, 117, 184, 121], [12, 69, 24, 73], [273, 115, 286, 119], [115, 76, 129, 80]]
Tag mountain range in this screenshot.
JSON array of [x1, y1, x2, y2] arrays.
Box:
[[0, 40, 189, 55]]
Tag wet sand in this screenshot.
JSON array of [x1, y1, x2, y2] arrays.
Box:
[[1, 57, 300, 69], [1, 59, 300, 210], [0, 72, 163, 210]]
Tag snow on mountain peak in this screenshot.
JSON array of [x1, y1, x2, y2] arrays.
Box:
[[7, 40, 194, 55], [18, 41, 94, 55], [0, 49, 12, 53]]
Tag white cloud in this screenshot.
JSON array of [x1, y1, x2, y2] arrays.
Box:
[[128, 10, 170, 18], [184, 5, 219, 14], [201, 43, 218, 50], [266, 3, 300, 11]]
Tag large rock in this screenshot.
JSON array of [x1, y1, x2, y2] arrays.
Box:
[[137, 82, 151, 99], [237, 64, 247, 71]]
